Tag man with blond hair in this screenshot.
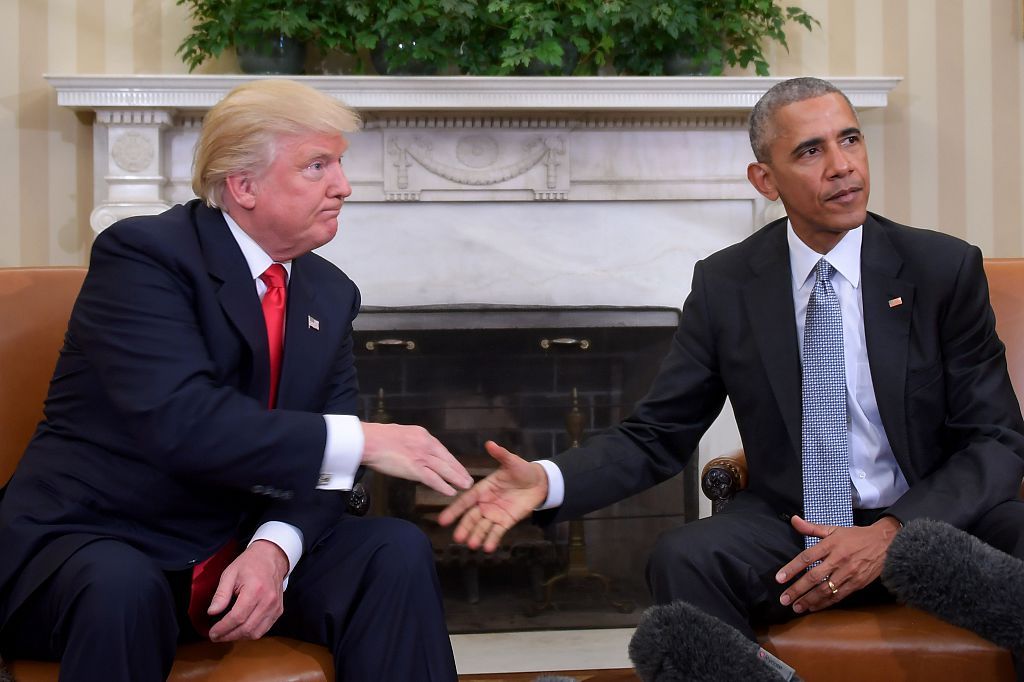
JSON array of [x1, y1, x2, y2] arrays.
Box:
[[0, 80, 467, 681]]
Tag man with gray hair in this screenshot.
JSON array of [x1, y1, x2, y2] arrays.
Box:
[[0, 79, 468, 680], [441, 76, 1024, 679]]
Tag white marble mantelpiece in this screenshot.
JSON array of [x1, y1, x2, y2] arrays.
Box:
[[47, 74, 899, 309]]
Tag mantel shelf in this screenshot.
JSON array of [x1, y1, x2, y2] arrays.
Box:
[[45, 74, 902, 113]]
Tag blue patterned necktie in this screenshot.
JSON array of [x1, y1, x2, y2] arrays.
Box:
[[801, 258, 853, 549]]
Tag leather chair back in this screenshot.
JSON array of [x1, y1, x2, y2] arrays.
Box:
[[983, 258, 1024, 498], [984, 258, 1024, 401], [0, 267, 86, 485]]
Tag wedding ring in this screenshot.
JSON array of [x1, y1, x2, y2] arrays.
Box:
[[827, 578, 839, 595]]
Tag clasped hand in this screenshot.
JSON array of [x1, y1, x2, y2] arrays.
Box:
[[437, 441, 548, 553], [776, 515, 901, 613]]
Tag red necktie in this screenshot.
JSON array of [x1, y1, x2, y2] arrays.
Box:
[[187, 264, 287, 637], [259, 263, 287, 409]]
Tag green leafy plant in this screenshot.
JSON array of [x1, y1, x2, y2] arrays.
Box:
[[611, 0, 818, 76], [175, 0, 347, 72], [175, 0, 816, 76]]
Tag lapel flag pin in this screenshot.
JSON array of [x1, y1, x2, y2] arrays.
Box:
[[888, 297, 903, 308], [308, 315, 320, 331]]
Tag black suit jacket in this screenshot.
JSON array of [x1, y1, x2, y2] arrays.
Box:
[[547, 213, 1024, 528], [0, 200, 362, 626]]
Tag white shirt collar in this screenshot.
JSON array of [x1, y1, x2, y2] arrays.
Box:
[[221, 211, 292, 283], [787, 220, 862, 290]]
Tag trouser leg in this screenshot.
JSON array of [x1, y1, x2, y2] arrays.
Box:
[[271, 515, 457, 681], [645, 493, 806, 640], [0, 539, 178, 682]]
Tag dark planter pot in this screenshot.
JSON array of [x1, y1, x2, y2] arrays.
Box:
[[662, 50, 714, 76], [237, 34, 306, 75], [370, 42, 439, 75]]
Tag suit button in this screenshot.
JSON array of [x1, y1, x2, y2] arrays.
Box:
[[251, 485, 266, 494]]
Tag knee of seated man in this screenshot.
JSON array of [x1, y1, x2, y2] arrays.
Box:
[[67, 542, 174, 616], [647, 524, 717, 579], [367, 518, 435, 578]]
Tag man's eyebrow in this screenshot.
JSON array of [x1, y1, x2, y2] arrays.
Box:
[[790, 136, 825, 157], [789, 127, 863, 157]]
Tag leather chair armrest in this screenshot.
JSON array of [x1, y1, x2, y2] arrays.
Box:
[[700, 449, 749, 514]]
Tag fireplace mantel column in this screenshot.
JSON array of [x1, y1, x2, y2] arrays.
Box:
[[91, 109, 176, 232]]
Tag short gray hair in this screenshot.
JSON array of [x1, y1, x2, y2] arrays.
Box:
[[748, 77, 857, 163]]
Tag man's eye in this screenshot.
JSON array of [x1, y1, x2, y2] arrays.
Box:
[[310, 161, 324, 171], [802, 147, 820, 157]]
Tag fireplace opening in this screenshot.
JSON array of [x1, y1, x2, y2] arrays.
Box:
[[352, 305, 698, 633]]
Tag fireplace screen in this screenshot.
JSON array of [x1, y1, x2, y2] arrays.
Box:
[[352, 306, 697, 633]]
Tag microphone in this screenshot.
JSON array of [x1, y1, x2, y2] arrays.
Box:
[[881, 517, 1024, 651], [628, 600, 801, 681]]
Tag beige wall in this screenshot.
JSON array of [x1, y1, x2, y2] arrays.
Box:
[[2, 0, 1023, 267]]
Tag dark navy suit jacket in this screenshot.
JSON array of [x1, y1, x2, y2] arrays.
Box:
[[0, 200, 361, 626], [546, 213, 1024, 527]]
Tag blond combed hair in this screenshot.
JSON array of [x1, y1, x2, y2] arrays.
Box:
[[192, 79, 361, 207]]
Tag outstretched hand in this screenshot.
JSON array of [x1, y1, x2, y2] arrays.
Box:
[[437, 441, 549, 553], [361, 422, 473, 496], [776, 515, 901, 614]]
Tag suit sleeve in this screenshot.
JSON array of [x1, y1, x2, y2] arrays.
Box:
[[887, 246, 1024, 528], [547, 259, 728, 521], [72, 223, 327, 499]]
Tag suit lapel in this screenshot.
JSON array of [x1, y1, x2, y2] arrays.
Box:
[[861, 214, 914, 466], [277, 257, 322, 409], [743, 222, 803, 454], [195, 204, 271, 404]]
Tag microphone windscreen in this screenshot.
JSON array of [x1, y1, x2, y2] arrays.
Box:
[[882, 517, 1024, 651], [629, 600, 795, 681]]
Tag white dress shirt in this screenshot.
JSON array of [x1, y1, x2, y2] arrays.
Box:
[[787, 223, 908, 508], [537, 223, 909, 511], [223, 212, 365, 582]]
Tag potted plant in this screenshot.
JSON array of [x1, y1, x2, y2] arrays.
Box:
[[610, 0, 818, 76], [175, 0, 338, 73]]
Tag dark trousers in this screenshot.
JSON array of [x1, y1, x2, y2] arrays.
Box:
[[646, 493, 1024, 676], [0, 516, 457, 682]]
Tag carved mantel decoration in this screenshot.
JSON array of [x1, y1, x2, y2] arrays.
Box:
[[47, 75, 899, 310]]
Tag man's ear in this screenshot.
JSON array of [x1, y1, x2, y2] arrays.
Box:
[[224, 173, 258, 210], [747, 162, 780, 202]]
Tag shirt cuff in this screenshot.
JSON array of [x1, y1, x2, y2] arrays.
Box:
[[536, 460, 565, 510], [319, 414, 364, 490], [249, 521, 304, 590]]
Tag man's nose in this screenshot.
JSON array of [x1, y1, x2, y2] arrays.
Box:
[[825, 145, 853, 178], [328, 163, 352, 198]]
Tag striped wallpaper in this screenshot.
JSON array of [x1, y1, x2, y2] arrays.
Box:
[[2, 0, 1023, 266]]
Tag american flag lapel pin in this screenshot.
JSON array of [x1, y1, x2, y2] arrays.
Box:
[[888, 297, 903, 308], [308, 315, 320, 331]]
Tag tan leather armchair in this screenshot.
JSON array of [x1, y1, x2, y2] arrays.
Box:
[[700, 258, 1024, 681], [0, 267, 334, 681]]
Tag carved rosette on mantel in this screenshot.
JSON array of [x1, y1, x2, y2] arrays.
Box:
[[46, 75, 901, 236], [94, 109, 174, 232]]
